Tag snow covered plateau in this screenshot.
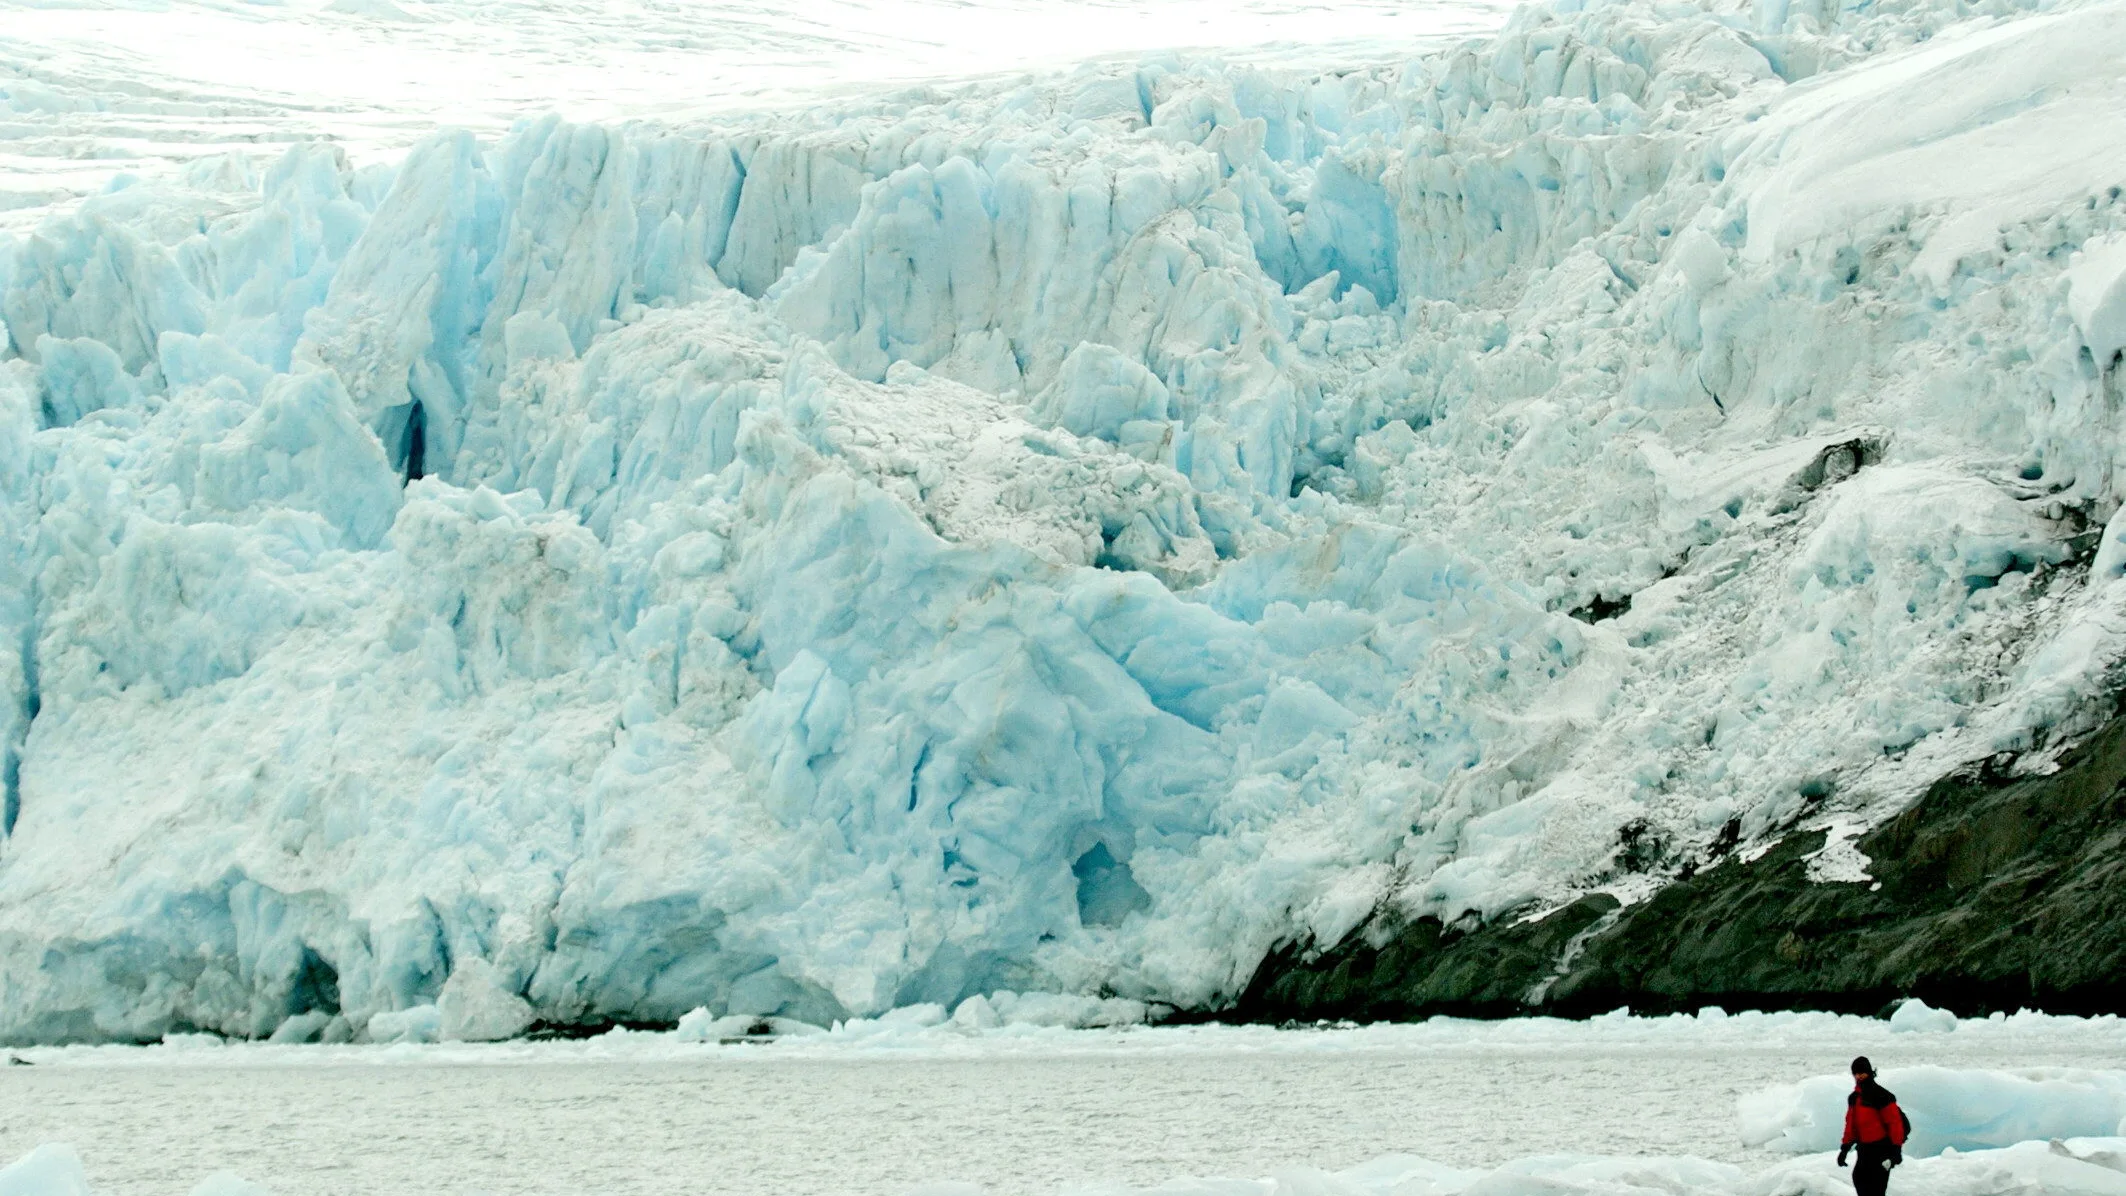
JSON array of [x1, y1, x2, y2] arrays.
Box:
[[2, 0, 2126, 1045]]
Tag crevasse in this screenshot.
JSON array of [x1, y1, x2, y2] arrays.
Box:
[[1, 0, 2124, 1042]]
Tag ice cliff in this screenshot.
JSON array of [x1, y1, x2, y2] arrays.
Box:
[[2, 0, 2125, 1042]]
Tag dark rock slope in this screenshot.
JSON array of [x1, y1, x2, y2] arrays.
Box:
[[1237, 713, 2126, 1020]]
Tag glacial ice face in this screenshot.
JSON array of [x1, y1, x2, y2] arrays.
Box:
[[2, 0, 2125, 1042]]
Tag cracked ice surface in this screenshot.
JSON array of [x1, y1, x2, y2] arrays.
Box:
[[3, 0, 2126, 1042]]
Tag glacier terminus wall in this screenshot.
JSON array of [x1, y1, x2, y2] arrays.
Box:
[[2, 0, 2125, 1042]]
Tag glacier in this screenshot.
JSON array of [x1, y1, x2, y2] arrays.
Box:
[[2, 0, 2126, 1043]]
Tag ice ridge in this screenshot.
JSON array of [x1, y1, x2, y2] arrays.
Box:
[[2, 0, 2125, 1042]]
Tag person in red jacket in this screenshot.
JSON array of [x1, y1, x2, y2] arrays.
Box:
[[1838, 1056, 1909, 1196]]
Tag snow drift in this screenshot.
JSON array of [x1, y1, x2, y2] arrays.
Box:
[[2, 0, 2126, 1041], [952, 1140, 2126, 1196], [16, 1138, 2126, 1196]]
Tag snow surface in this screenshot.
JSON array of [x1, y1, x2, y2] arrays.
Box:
[[24, 1140, 2126, 1196], [3, 1009, 2125, 1194], [5, 0, 2126, 1043], [1031, 1143, 2126, 1196], [0, 0, 1516, 233]]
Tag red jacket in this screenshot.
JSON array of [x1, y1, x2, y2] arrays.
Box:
[[1843, 1080, 1909, 1147]]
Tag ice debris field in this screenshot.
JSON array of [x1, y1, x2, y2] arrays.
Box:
[[4, 0, 2126, 1071]]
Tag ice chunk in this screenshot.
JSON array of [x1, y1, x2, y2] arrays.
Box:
[[1, 206, 207, 377], [987, 991, 1150, 1028], [366, 1004, 443, 1044], [438, 959, 535, 1042], [1889, 996, 1959, 1033], [0, 1145, 92, 1196], [675, 1009, 768, 1042], [1667, 227, 1728, 295], [266, 1010, 333, 1044], [1034, 343, 1174, 443], [503, 310, 576, 369], [194, 371, 403, 548], [36, 334, 144, 427], [1739, 1067, 2126, 1155], [1792, 466, 2056, 594], [160, 332, 274, 401], [1251, 677, 1357, 772], [951, 995, 1000, 1031], [671, 1009, 831, 1041], [294, 130, 496, 476], [2069, 234, 2126, 370], [2093, 501, 2126, 582]]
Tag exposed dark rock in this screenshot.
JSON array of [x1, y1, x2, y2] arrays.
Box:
[[1768, 433, 1885, 515], [1792, 435, 1881, 493], [1237, 709, 2126, 1020], [523, 1017, 679, 1040], [1234, 895, 1621, 1021], [1568, 593, 1634, 624]]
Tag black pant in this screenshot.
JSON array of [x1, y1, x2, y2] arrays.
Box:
[[1853, 1143, 1896, 1196]]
